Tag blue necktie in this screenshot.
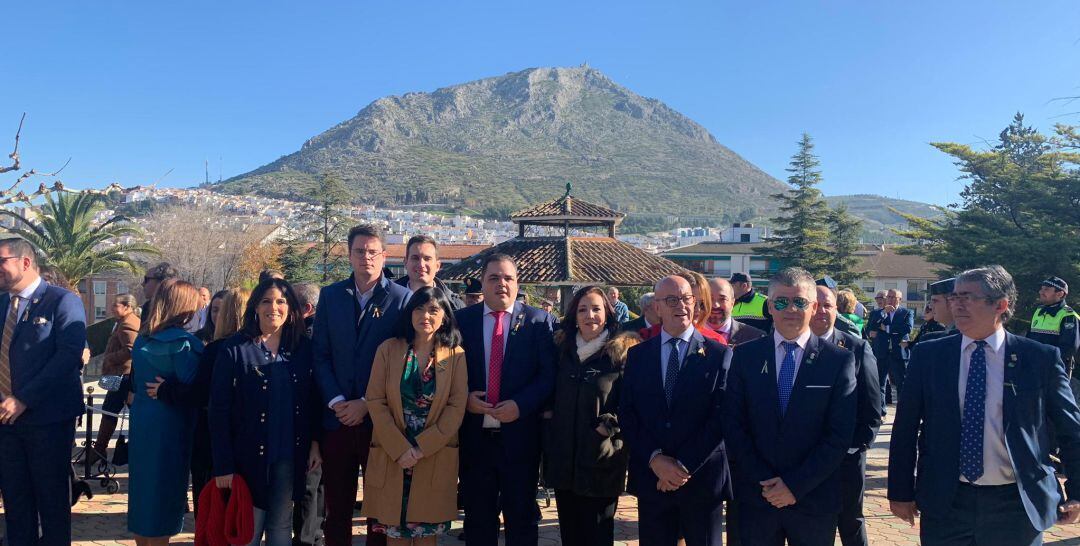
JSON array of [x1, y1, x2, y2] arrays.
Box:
[[778, 341, 798, 415], [665, 338, 681, 406], [960, 340, 988, 482]]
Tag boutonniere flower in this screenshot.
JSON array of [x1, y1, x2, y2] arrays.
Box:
[[372, 306, 382, 319], [837, 338, 847, 349], [510, 314, 525, 335], [805, 351, 818, 366], [32, 316, 47, 325], [695, 346, 706, 357]]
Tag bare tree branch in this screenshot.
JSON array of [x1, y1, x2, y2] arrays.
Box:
[[0, 113, 26, 174]]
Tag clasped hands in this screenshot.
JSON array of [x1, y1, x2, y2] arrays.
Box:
[[466, 390, 520, 422], [760, 477, 796, 508], [396, 446, 425, 469], [332, 398, 368, 426], [0, 395, 27, 425], [651, 454, 690, 492]]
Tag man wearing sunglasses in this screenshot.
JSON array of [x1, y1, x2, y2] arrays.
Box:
[[723, 267, 856, 546], [889, 265, 1080, 545]]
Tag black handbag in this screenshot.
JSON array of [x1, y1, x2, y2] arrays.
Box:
[[112, 434, 129, 466]]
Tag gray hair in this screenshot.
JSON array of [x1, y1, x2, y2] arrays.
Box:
[[639, 292, 655, 309], [956, 265, 1017, 322], [293, 282, 321, 310], [768, 267, 816, 296]]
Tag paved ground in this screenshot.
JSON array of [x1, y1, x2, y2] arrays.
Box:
[[3, 408, 1080, 545]]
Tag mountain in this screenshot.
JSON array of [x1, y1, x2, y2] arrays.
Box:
[[215, 65, 788, 221], [825, 194, 947, 242]]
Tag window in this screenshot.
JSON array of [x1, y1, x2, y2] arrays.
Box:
[[907, 280, 926, 302], [883, 281, 899, 291], [93, 281, 107, 296], [860, 281, 876, 294], [740, 233, 751, 242], [117, 282, 128, 295], [93, 281, 108, 321]]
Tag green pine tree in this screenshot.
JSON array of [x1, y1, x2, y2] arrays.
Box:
[[291, 173, 353, 282], [758, 133, 832, 275], [825, 202, 864, 286]]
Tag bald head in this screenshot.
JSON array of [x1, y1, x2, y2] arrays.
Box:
[[811, 285, 837, 336], [707, 277, 734, 328], [655, 275, 694, 336]]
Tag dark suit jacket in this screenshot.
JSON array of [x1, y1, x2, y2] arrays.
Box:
[[620, 330, 732, 504], [823, 329, 882, 450], [454, 302, 556, 463], [0, 280, 87, 427], [887, 332, 1080, 531], [723, 334, 857, 516], [312, 274, 411, 430], [729, 320, 766, 348], [869, 307, 914, 361], [621, 315, 648, 335]]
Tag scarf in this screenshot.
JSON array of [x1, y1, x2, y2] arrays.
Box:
[[576, 330, 610, 362], [195, 475, 254, 546]]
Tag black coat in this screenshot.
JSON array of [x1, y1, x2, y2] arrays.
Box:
[[543, 331, 637, 497]]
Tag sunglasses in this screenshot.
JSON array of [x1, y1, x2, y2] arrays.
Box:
[[772, 296, 812, 311]]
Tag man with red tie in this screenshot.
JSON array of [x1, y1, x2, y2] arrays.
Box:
[[707, 277, 766, 348], [454, 253, 557, 546]]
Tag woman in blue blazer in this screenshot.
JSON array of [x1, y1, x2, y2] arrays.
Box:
[[210, 279, 322, 546]]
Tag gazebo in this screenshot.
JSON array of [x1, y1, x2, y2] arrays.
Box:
[[438, 184, 688, 307]]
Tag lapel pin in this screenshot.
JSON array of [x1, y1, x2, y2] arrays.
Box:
[[696, 346, 705, 357], [372, 306, 382, 319], [1004, 381, 1017, 396], [761, 361, 768, 374], [1008, 354, 1017, 367]]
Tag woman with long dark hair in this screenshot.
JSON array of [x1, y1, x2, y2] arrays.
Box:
[[209, 279, 321, 546], [196, 289, 228, 343], [362, 286, 468, 545], [543, 285, 637, 546]]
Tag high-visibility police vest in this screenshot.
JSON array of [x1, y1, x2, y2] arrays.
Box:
[[732, 292, 768, 322], [1030, 305, 1080, 336]]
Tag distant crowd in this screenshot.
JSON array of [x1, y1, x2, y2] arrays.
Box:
[[0, 224, 1078, 546]]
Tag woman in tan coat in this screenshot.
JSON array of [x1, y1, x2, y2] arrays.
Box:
[[362, 286, 468, 545], [91, 293, 141, 464]]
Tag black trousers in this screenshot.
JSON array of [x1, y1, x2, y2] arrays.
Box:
[[837, 451, 867, 546], [886, 355, 908, 401], [739, 506, 837, 546], [189, 410, 213, 517], [726, 498, 741, 546], [553, 490, 617, 546], [461, 431, 541, 546], [638, 492, 724, 546], [0, 419, 77, 546], [292, 465, 324, 546], [921, 483, 1041, 546]]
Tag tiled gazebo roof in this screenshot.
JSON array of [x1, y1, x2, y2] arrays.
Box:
[[437, 236, 687, 287], [508, 184, 625, 230]]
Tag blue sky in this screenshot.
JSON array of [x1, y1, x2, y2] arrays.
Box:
[[2, 1, 1078, 206]]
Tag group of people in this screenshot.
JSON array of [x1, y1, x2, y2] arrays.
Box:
[[2, 227, 1080, 546]]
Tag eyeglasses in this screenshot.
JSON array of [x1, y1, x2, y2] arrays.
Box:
[[660, 295, 695, 308], [772, 296, 812, 311], [351, 249, 384, 258], [0, 256, 20, 262]]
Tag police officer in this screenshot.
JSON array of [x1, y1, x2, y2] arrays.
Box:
[[729, 272, 772, 332], [911, 278, 958, 347], [462, 277, 484, 307], [1027, 276, 1080, 376]]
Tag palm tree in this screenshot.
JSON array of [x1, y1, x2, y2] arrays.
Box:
[[0, 191, 159, 289]]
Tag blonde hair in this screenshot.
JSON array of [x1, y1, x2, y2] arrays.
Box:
[[143, 278, 200, 334], [836, 289, 858, 315], [679, 270, 712, 330], [214, 287, 251, 341]]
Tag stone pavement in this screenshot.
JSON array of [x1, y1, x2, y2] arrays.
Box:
[[3, 411, 1080, 545]]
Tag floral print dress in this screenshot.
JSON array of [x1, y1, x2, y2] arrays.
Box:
[[372, 348, 451, 538]]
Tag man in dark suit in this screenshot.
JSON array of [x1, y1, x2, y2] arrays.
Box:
[[312, 224, 411, 546], [816, 276, 861, 338], [620, 275, 731, 546], [455, 253, 556, 546], [0, 237, 88, 546], [869, 289, 913, 405], [622, 292, 658, 334], [723, 267, 857, 545], [707, 277, 766, 348], [395, 234, 465, 310], [888, 265, 1080, 545], [811, 284, 882, 546]]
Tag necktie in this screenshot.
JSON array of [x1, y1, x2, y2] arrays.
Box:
[[0, 296, 21, 398], [664, 338, 681, 406], [488, 311, 506, 404], [960, 340, 988, 482], [777, 341, 798, 415]]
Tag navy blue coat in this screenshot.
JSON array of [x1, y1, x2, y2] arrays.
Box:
[[869, 307, 914, 362], [0, 280, 87, 427], [723, 334, 856, 516], [823, 329, 883, 451], [209, 334, 321, 508], [454, 302, 556, 463], [620, 330, 731, 504], [312, 275, 410, 430], [887, 332, 1080, 531]]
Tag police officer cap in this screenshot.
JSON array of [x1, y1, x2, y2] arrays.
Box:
[[929, 278, 955, 296], [1042, 276, 1069, 293], [464, 278, 482, 295], [730, 272, 752, 283], [815, 276, 837, 290]]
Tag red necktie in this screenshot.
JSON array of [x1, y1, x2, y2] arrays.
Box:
[[488, 311, 506, 404]]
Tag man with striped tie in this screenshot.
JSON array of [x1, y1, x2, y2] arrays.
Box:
[[723, 267, 857, 545], [888, 265, 1080, 545]]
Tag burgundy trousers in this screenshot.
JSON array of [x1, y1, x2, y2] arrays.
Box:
[[320, 422, 386, 546]]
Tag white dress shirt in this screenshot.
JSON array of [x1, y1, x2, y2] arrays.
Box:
[[481, 302, 516, 428], [958, 327, 1015, 485], [773, 329, 812, 385], [8, 275, 41, 320], [715, 317, 733, 335], [658, 325, 695, 385]]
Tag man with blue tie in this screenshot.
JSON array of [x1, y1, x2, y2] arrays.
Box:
[[871, 289, 913, 406], [312, 224, 411, 546], [888, 265, 1080, 545], [620, 275, 731, 546], [723, 267, 857, 545], [0, 238, 88, 546], [454, 253, 556, 546]]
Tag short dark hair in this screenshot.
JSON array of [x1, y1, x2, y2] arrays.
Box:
[[393, 286, 462, 348], [768, 267, 816, 296], [0, 238, 36, 263], [481, 253, 516, 276], [347, 224, 386, 250], [405, 235, 439, 258], [559, 285, 619, 346], [145, 262, 179, 282], [258, 269, 285, 283], [240, 278, 306, 350]]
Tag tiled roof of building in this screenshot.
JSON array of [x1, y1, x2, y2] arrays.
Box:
[[384, 243, 493, 261], [856, 247, 943, 279], [437, 236, 686, 286], [509, 194, 625, 223]]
